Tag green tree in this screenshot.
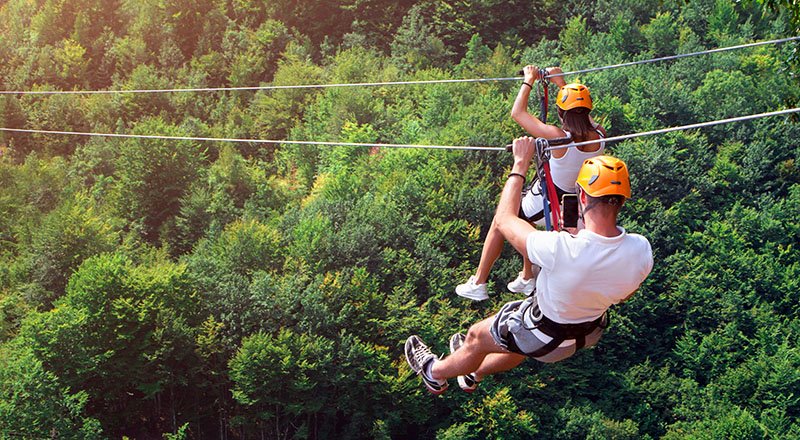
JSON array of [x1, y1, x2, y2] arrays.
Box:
[[641, 12, 679, 57], [27, 191, 122, 306], [0, 342, 103, 439], [20, 252, 202, 436], [391, 4, 453, 72], [229, 329, 334, 439], [438, 388, 538, 440], [114, 118, 206, 243]]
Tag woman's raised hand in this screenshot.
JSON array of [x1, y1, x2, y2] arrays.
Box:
[[546, 66, 567, 87]]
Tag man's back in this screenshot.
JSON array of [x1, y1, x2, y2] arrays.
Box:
[[527, 227, 653, 324]]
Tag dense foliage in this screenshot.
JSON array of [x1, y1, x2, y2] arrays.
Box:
[[1, 0, 799, 438]]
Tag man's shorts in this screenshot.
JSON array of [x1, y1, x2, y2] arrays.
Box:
[[490, 295, 604, 363]]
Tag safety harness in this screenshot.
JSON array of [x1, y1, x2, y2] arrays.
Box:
[[507, 296, 609, 358]]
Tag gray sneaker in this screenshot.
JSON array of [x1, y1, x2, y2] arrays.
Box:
[[405, 335, 448, 395], [449, 333, 478, 392]]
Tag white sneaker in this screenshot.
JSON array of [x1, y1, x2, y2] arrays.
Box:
[[449, 333, 478, 392], [507, 273, 535, 295], [455, 276, 489, 301]]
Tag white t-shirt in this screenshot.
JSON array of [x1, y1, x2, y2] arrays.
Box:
[[526, 227, 653, 324]]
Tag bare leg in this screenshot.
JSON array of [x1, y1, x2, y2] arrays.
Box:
[[474, 218, 505, 284], [431, 317, 509, 380], [521, 256, 540, 280], [474, 353, 527, 381]]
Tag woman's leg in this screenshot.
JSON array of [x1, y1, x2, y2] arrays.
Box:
[[520, 256, 540, 280], [473, 218, 505, 284]]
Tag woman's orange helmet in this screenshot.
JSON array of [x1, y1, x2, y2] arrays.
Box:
[[576, 155, 631, 198], [556, 83, 593, 111]]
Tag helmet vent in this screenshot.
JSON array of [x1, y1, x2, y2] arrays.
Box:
[[588, 175, 599, 185]]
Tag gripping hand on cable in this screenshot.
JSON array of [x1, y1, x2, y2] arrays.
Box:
[[522, 65, 542, 85], [545, 66, 566, 87], [511, 136, 536, 175]]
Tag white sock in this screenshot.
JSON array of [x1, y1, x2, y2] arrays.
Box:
[[425, 359, 443, 383]]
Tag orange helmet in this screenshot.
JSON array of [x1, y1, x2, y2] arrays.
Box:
[[556, 83, 593, 111], [576, 155, 631, 198]]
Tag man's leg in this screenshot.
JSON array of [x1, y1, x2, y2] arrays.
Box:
[[473, 353, 527, 382], [430, 317, 510, 380]]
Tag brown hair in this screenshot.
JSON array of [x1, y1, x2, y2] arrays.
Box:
[[582, 191, 624, 216], [557, 107, 594, 142]]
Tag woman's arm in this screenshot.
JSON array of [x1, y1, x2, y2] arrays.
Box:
[[511, 65, 566, 139], [546, 66, 567, 88]]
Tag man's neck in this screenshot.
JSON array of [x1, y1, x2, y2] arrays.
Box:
[[582, 213, 621, 237]]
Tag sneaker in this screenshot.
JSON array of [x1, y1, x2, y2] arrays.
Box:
[[456, 276, 489, 301], [507, 273, 536, 295], [449, 333, 478, 393], [405, 335, 448, 395]]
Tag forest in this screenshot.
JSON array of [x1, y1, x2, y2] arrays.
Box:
[[0, 0, 799, 438]]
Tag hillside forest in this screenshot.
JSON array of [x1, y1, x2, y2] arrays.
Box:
[[1, 0, 800, 438]]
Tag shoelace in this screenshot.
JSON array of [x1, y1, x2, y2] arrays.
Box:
[[413, 339, 436, 367]]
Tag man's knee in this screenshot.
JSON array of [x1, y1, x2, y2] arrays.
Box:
[[465, 319, 494, 348]]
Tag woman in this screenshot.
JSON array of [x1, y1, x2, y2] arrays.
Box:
[[456, 65, 607, 301]]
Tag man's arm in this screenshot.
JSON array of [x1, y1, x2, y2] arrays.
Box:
[[495, 137, 539, 258]]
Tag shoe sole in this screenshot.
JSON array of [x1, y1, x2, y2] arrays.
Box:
[[457, 376, 477, 393], [456, 291, 489, 301], [425, 383, 447, 395]]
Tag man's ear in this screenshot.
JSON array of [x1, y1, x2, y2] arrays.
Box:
[[578, 187, 587, 205]]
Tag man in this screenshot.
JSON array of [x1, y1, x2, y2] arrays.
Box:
[[405, 136, 653, 394]]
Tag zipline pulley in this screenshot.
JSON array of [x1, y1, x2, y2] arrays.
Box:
[[537, 69, 550, 124]]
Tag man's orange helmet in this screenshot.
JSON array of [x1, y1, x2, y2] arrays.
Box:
[[556, 83, 593, 111], [576, 155, 631, 198]]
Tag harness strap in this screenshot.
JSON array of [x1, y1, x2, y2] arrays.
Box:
[[526, 302, 607, 358], [534, 138, 553, 231], [543, 161, 561, 230], [538, 71, 548, 123], [535, 76, 563, 232], [528, 335, 565, 358]]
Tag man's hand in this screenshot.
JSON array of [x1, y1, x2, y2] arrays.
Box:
[[512, 136, 536, 173]]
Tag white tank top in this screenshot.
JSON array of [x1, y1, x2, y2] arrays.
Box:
[[549, 129, 605, 192]]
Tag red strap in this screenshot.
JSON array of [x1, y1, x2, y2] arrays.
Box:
[[543, 162, 561, 231]]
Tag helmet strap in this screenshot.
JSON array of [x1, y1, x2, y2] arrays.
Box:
[[577, 188, 591, 221]]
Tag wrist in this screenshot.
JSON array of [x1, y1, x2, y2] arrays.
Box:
[[511, 161, 529, 174], [507, 171, 528, 181]]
